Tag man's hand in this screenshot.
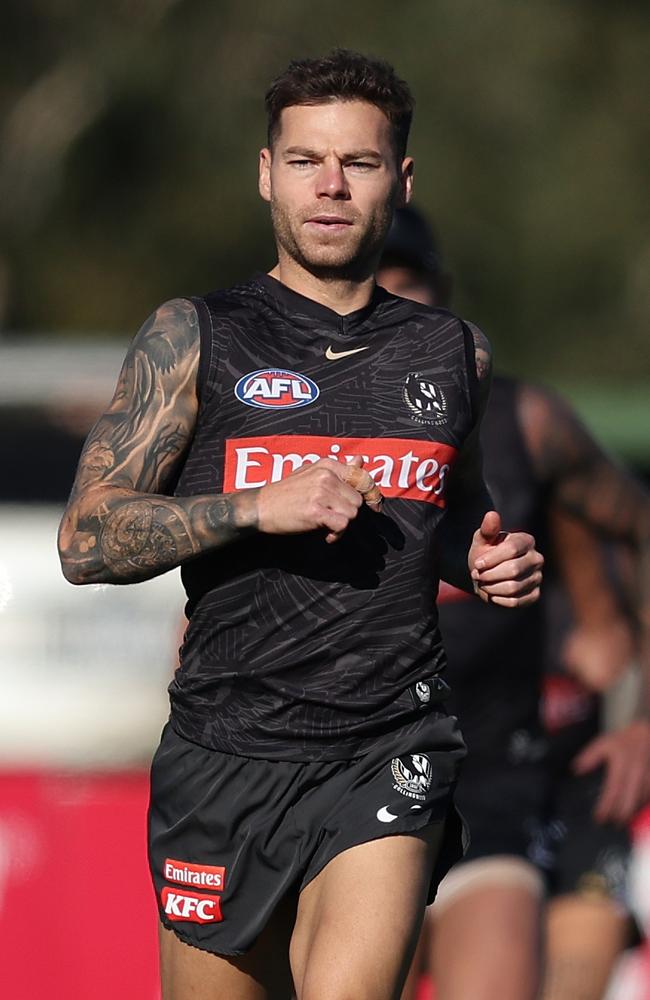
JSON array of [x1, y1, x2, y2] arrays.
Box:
[[257, 456, 383, 543], [572, 719, 650, 824], [562, 618, 635, 692], [468, 510, 543, 607]]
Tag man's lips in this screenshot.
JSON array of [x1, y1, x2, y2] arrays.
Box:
[[305, 215, 353, 227]]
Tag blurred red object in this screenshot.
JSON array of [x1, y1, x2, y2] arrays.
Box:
[[0, 770, 159, 999], [1, 772, 648, 1000]]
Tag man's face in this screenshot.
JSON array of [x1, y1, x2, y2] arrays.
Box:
[[259, 100, 413, 278]]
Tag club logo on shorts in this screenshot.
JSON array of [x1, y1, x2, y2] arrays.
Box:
[[161, 887, 223, 924], [415, 681, 431, 704], [234, 369, 320, 409], [403, 373, 447, 426], [164, 858, 226, 891], [391, 754, 433, 801]]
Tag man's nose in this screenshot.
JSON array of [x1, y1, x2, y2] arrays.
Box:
[[315, 160, 350, 199]]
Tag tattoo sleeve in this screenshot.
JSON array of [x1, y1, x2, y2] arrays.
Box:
[[519, 383, 650, 548], [58, 298, 258, 585], [519, 382, 650, 717]]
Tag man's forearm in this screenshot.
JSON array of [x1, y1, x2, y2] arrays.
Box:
[[437, 490, 493, 593], [58, 487, 259, 585]]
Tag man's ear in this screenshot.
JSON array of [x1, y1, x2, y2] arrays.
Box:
[[396, 157, 414, 208], [259, 148, 272, 203]]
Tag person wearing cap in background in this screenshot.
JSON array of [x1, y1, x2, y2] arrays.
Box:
[[379, 206, 650, 1000]]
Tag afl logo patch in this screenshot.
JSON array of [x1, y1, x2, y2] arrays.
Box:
[[234, 369, 320, 409], [390, 753, 433, 801], [403, 373, 447, 426]]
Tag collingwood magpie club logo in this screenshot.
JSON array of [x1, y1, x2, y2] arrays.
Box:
[[403, 373, 447, 426], [415, 681, 431, 704], [390, 754, 433, 801]]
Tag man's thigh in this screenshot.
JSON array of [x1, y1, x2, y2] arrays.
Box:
[[429, 857, 543, 1000], [542, 894, 629, 1000], [290, 822, 445, 1000], [159, 888, 297, 1000]]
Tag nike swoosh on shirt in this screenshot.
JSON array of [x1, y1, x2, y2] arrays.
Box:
[[325, 345, 370, 361]]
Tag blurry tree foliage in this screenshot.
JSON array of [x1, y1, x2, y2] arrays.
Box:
[[0, 0, 649, 380]]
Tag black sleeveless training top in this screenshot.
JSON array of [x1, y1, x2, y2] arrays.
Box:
[[169, 273, 479, 760]]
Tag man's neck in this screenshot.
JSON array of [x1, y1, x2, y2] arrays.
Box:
[[269, 257, 376, 315]]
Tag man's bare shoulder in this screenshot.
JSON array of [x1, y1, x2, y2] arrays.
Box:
[[515, 380, 606, 485], [66, 297, 202, 502], [128, 297, 200, 373]]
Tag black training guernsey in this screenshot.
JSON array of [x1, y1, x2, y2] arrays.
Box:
[[169, 273, 479, 761]]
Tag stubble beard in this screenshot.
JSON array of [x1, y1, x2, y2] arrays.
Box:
[[270, 196, 395, 282]]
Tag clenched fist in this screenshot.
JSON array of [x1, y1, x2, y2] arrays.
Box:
[[469, 510, 544, 607], [257, 456, 383, 543]]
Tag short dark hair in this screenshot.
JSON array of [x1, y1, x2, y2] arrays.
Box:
[[265, 49, 414, 160]]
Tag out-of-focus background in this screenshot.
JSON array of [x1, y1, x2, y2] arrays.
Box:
[[1, 2, 649, 997]]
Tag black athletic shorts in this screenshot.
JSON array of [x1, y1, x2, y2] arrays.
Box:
[[148, 711, 467, 956], [455, 758, 548, 863], [457, 758, 632, 906], [529, 767, 633, 905]]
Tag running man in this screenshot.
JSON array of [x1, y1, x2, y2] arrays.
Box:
[[58, 51, 543, 1000], [379, 205, 650, 1000]]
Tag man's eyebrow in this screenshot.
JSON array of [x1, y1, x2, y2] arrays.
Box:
[[343, 149, 383, 160], [282, 146, 383, 160], [283, 147, 323, 158]]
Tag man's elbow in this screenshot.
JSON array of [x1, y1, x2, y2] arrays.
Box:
[[59, 553, 88, 585], [57, 512, 100, 585]]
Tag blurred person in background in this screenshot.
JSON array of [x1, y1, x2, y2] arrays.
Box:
[[56, 51, 544, 1000], [379, 206, 650, 1000], [540, 510, 642, 1000]]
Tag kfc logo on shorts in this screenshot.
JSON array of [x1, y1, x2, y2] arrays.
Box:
[[164, 858, 226, 891], [161, 887, 223, 924], [391, 754, 433, 801], [234, 369, 320, 409], [223, 435, 458, 507]]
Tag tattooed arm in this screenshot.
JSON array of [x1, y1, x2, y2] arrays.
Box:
[[518, 384, 650, 540], [552, 509, 634, 691], [58, 298, 259, 585], [59, 298, 378, 585], [518, 382, 650, 718]]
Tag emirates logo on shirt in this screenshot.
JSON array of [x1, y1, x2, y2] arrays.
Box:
[[223, 435, 458, 507]]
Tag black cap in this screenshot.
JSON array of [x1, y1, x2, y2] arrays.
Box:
[[381, 205, 443, 275]]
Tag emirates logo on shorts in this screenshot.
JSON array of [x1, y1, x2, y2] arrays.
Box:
[[403, 373, 448, 426], [164, 858, 226, 891], [391, 754, 433, 801]]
